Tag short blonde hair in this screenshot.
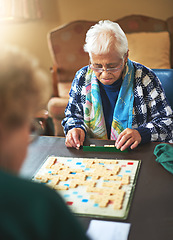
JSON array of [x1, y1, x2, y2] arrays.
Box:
[[84, 20, 128, 59], [0, 46, 52, 129]]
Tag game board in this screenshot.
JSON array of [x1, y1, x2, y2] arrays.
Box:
[[33, 156, 141, 220]]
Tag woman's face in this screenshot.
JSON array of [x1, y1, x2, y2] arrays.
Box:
[[90, 50, 128, 85], [0, 121, 31, 174]]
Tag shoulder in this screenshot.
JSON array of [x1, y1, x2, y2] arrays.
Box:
[[0, 170, 62, 205], [70, 66, 89, 95], [73, 66, 89, 85], [0, 171, 88, 239], [75, 65, 89, 77], [73, 65, 89, 81], [132, 61, 160, 87]]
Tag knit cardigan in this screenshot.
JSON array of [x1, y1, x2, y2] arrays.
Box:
[[62, 61, 173, 143]]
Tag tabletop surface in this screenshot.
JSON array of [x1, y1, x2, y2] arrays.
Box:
[[20, 136, 173, 240]]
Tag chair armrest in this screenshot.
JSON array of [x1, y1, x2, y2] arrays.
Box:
[[48, 97, 69, 119], [35, 109, 49, 119], [50, 65, 59, 97]]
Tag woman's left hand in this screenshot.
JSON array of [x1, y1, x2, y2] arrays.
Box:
[[115, 128, 141, 151]]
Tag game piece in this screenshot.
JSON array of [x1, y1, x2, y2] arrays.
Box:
[[104, 145, 115, 147], [33, 156, 140, 220], [83, 145, 128, 152]]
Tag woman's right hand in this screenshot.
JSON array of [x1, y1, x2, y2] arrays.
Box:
[[65, 128, 85, 149]]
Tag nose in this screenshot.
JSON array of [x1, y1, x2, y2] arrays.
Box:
[[101, 66, 108, 72], [101, 68, 110, 75]]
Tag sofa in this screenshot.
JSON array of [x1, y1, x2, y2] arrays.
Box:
[[47, 14, 173, 136]]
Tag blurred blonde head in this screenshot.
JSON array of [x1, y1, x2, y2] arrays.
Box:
[[0, 45, 52, 130]]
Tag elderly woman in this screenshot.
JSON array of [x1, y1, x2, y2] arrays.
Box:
[[62, 20, 173, 150], [0, 46, 89, 239]]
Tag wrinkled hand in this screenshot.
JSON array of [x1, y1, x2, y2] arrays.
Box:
[[65, 128, 85, 149], [115, 128, 141, 151]]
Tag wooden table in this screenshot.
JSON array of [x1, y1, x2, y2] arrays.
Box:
[[20, 136, 173, 240]]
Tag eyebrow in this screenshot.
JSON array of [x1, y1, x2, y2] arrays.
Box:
[[93, 62, 120, 66], [93, 62, 118, 66]]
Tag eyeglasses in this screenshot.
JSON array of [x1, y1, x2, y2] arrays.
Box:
[[29, 119, 44, 143], [90, 60, 124, 73]]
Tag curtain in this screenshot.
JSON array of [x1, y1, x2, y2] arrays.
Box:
[[0, 0, 42, 21]]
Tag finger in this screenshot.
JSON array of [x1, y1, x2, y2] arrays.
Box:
[[65, 137, 73, 147], [79, 131, 85, 146], [115, 135, 123, 148], [72, 129, 85, 149], [130, 140, 139, 150], [120, 137, 134, 151], [66, 133, 76, 148], [116, 132, 125, 144], [121, 135, 141, 151], [73, 132, 81, 149], [115, 128, 129, 147], [65, 140, 73, 148], [116, 134, 129, 149]]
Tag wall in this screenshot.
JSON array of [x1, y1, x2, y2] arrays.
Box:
[[57, 0, 173, 23], [0, 0, 173, 75]]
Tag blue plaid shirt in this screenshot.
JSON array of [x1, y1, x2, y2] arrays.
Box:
[[62, 61, 173, 143]]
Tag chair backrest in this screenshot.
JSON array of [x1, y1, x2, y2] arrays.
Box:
[[47, 15, 172, 98], [153, 69, 173, 109], [47, 20, 95, 98]]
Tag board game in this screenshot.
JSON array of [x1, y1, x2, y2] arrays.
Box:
[[33, 156, 141, 220]]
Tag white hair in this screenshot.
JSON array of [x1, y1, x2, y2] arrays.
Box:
[[83, 20, 128, 59]]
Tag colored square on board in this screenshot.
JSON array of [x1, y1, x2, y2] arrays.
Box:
[[128, 162, 134, 165], [66, 201, 73, 206]]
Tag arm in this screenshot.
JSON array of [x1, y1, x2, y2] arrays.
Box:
[[61, 67, 88, 148], [133, 66, 173, 143], [116, 65, 173, 151]]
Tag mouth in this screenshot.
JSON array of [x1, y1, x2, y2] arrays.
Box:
[[101, 78, 112, 82]]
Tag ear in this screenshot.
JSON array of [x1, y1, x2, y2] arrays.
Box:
[[125, 50, 129, 62]]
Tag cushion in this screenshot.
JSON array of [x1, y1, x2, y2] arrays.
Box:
[[152, 69, 173, 109], [126, 31, 171, 69]]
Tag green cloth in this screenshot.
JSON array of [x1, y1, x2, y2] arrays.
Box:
[[0, 169, 89, 240], [154, 143, 173, 174]]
